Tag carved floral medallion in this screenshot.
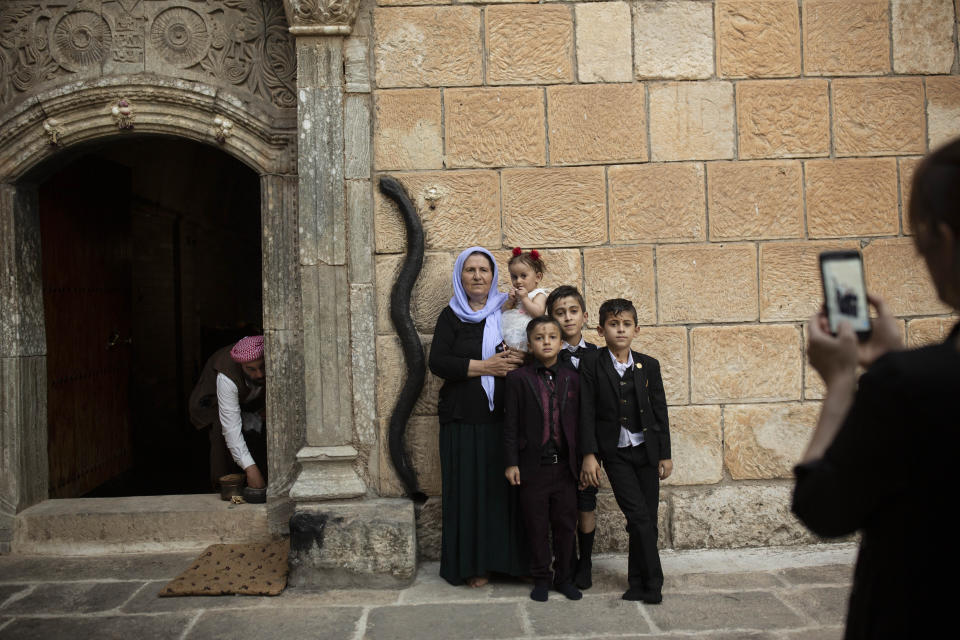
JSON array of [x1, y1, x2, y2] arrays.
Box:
[[0, 1, 296, 109]]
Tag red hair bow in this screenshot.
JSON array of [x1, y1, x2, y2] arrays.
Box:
[[529, 249, 540, 260], [512, 247, 523, 256]]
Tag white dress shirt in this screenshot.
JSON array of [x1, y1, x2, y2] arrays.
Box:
[[216, 373, 264, 470], [608, 349, 645, 448], [561, 336, 588, 369]]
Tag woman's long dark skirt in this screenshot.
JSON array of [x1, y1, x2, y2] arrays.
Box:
[[439, 421, 528, 585]]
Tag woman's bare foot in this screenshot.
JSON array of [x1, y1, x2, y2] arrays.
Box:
[[466, 575, 489, 588]]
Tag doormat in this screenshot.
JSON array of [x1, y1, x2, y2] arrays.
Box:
[[159, 538, 289, 597]]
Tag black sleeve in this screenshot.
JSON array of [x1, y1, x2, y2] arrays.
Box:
[[503, 372, 521, 468], [579, 352, 599, 456], [647, 357, 670, 460], [792, 359, 903, 538], [428, 307, 470, 381]]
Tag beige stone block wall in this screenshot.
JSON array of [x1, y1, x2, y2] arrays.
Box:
[[369, 0, 960, 550], [715, 0, 801, 78], [485, 5, 574, 85]]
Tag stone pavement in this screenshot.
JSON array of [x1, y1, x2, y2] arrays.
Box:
[[0, 544, 855, 639]]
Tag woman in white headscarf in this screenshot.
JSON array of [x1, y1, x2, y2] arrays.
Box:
[[429, 247, 528, 587]]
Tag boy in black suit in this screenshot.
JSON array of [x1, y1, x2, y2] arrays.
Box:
[[580, 298, 673, 603], [547, 285, 599, 589], [504, 316, 583, 602]]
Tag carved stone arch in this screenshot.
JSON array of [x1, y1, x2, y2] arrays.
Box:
[[0, 76, 305, 549], [0, 76, 297, 182]]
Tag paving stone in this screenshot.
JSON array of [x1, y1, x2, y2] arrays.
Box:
[[663, 570, 783, 591], [365, 602, 525, 639], [0, 613, 195, 640], [781, 627, 844, 640], [778, 586, 850, 626], [277, 589, 400, 606], [525, 596, 650, 635], [187, 606, 362, 639], [120, 580, 273, 613], [0, 585, 28, 606], [646, 591, 804, 631], [0, 581, 142, 615], [778, 564, 854, 586], [0, 553, 197, 582]]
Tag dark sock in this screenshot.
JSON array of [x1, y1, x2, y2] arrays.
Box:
[[530, 585, 549, 602], [555, 582, 582, 601], [575, 529, 595, 589], [622, 587, 645, 601]]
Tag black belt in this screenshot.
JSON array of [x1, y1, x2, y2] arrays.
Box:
[[540, 454, 563, 465]]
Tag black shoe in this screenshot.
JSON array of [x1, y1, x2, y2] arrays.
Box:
[[530, 584, 549, 602], [622, 587, 645, 601], [555, 582, 582, 601], [642, 590, 662, 605]]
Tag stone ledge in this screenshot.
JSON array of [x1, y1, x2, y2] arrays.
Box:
[[288, 498, 416, 589], [12, 495, 272, 555]]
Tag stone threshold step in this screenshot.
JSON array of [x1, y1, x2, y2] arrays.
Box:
[[12, 494, 271, 556]]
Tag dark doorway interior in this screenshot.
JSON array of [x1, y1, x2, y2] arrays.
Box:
[[37, 138, 262, 497]]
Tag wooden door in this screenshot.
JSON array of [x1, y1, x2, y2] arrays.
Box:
[[40, 158, 134, 498]]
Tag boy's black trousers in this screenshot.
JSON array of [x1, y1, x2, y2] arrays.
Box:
[[603, 442, 663, 591], [518, 461, 578, 586]]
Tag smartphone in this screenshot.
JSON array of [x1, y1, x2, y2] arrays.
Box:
[[819, 250, 872, 341]]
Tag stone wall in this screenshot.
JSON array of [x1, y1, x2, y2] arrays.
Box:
[[369, 0, 960, 556]]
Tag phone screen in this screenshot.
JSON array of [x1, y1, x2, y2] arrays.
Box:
[[821, 252, 871, 335]]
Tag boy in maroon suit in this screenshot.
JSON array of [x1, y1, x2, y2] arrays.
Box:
[[504, 316, 583, 602]]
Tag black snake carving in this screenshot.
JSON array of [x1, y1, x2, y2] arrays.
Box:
[[378, 176, 427, 504]]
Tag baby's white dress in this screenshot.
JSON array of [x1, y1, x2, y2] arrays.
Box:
[[500, 287, 549, 352]]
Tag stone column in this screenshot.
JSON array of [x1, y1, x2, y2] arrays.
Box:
[[282, 0, 415, 587], [0, 183, 48, 551]]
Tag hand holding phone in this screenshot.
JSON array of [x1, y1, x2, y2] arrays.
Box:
[[819, 250, 872, 342]]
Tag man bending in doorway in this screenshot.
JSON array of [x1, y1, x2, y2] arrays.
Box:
[[189, 336, 267, 489]]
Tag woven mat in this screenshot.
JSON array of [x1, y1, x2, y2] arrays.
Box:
[[159, 539, 289, 597]]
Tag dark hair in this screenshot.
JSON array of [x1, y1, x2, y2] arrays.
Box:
[[597, 298, 638, 326], [525, 315, 562, 338], [508, 248, 546, 275], [909, 138, 960, 253], [546, 285, 586, 315]]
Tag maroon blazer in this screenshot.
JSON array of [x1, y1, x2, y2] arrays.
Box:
[[504, 362, 580, 481]]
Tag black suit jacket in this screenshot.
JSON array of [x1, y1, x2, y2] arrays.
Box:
[[579, 348, 671, 465], [504, 362, 580, 481], [558, 340, 598, 370]]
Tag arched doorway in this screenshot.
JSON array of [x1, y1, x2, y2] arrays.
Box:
[[32, 137, 262, 497]]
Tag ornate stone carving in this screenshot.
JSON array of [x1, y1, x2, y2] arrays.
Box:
[[51, 11, 112, 72], [0, 1, 296, 109], [110, 97, 135, 129], [42, 118, 62, 145], [150, 6, 210, 67], [212, 114, 234, 142], [284, 0, 360, 35]]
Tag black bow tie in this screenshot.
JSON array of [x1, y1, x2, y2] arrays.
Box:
[[561, 347, 585, 361]]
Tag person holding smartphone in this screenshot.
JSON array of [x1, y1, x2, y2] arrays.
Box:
[[793, 140, 960, 639]]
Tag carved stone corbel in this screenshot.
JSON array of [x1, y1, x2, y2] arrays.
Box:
[[283, 0, 361, 36]]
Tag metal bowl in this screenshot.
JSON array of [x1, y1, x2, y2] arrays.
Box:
[[219, 473, 244, 501]]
